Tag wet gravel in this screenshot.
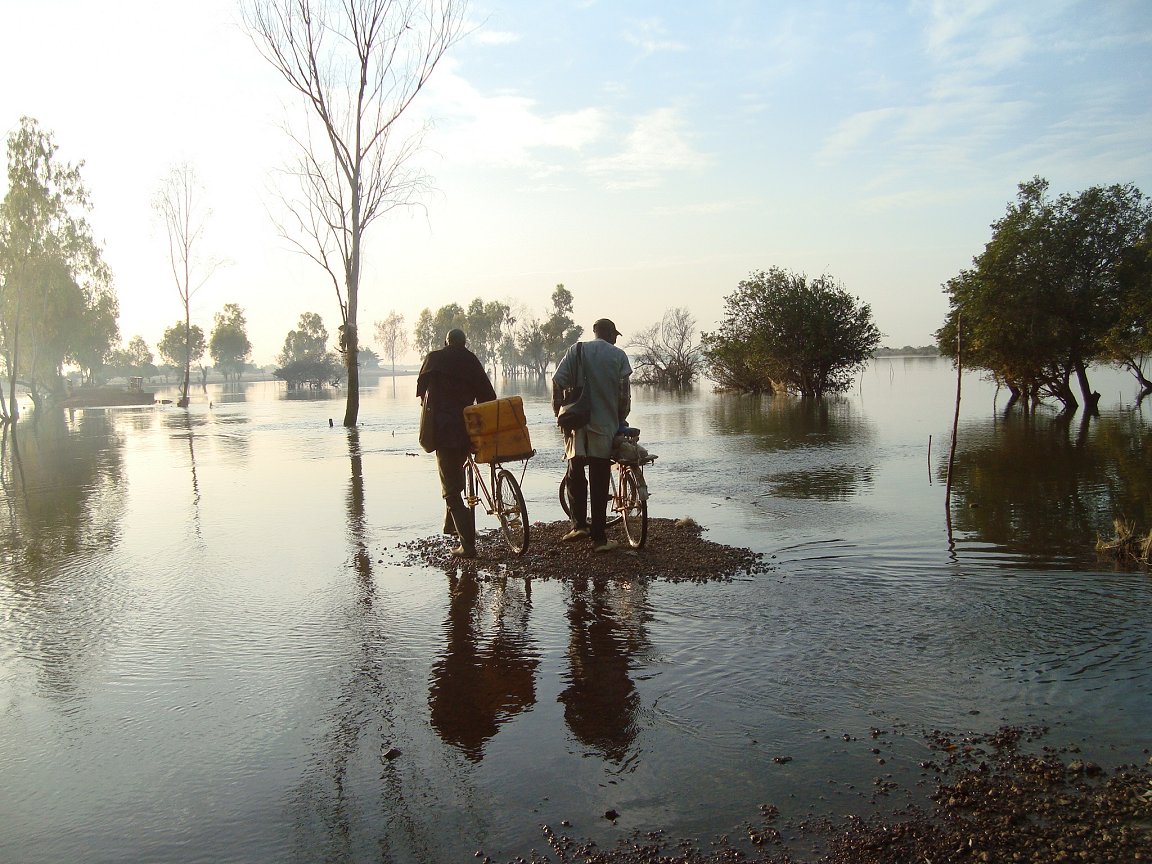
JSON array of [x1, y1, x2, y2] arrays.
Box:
[[397, 517, 772, 582], [487, 725, 1152, 864]]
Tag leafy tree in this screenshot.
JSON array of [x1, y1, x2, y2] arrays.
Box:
[[1103, 224, 1152, 395], [209, 303, 252, 383], [937, 178, 1152, 412], [374, 310, 408, 374], [277, 311, 329, 365], [464, 297, 509, 376], [358, 347, 380, 369], [154, 163, 220, 407], [540, 284, 582, 371], [702, 268, 880, 397], [0, 117, 116, 420], [158, 322, 206, 373], [106, 335, 159, 380], [244, 0, 468, 427], [275, 311, 342, 389], [412, 308, 436, 359], [515, 318, 549, 377], [629, 307, 703, 388]]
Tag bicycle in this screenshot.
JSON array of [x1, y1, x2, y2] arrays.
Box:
[[558, 429, 656, 548], [464, 451, 533, 555]]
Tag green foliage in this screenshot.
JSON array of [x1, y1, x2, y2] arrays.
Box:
[[937, 177, 1152, 410], [209, 303, 252, 382], [105, 335, 159, 380], [702, 268, 880, 397], [540, 284, 582, 368], [277, 311, 329, 366], [0, 117, 117, 415], [158, 322, 206, 369], [273, 355, 343, 390], [413, 284, 584, 377], [275, 311, 341, 388]]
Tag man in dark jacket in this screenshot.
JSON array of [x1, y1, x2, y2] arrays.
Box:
[[417, 328, 498, 557]]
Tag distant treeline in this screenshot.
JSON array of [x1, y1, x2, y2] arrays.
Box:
[[873, 345, 940, 357]]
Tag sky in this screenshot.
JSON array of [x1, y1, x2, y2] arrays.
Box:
[[1, 0, 1150, 366]]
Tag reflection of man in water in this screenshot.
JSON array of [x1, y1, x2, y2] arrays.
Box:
[[417, 329, 497, 558], [559, 579, 650, 763], [428, 574, 538, 761]]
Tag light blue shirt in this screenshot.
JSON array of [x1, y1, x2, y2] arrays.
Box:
[[553, 337, 632, 459]]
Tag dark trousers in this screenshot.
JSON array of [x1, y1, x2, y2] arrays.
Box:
[[436, 446, 475, 550], [566, 456, 611, 543]]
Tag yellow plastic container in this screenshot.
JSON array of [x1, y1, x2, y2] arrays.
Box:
[[463, 396, 534, 463]]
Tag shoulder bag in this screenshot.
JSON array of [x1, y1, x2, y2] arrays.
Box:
[[556, 343, 591, 433]]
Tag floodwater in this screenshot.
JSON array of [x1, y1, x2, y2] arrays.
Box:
[[2, 358, 1150, 863]]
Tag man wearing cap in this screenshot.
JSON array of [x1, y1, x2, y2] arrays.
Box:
[[552, 318, 632, 552], [417, 328, 497, 558]]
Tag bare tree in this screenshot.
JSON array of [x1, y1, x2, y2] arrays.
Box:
[[628, 307, 703, 388], [154, 163, 219, 408], [374, 310, 408, 375], [244, 0, 469, 426]]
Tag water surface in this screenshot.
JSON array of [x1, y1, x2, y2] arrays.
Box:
[[2, 359, 1150, 863]]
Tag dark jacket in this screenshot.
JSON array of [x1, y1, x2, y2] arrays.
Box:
[[416, 345, 497, 450]]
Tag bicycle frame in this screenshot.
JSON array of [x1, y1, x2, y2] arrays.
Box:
[[463, 452, 532, 555]]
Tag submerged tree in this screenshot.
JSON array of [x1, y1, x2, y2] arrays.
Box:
[[159, 322, 206, 387], [702, 268, 880, 397], [209, 303, 252, 383], [244, 0, 469, 427], [154, 163, 220, 408], [0, 117, 116, 420], [628, 307, 702, 388], [540, 284, 582, 372], [374, 310, 408, 375], [275, 311, 341, 388], [937, 177, 1152, 412]]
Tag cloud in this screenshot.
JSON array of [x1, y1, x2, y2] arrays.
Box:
[[585, 107, 710, 189], [421, 59, 607, 166], [622, 17, 687, 57]]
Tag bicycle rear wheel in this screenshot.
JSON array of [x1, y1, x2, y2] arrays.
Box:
[[559, 472, 622, 526], [558, 475, 572, 519], [619, 466, 647, 548], [496, 468, 530, 555]]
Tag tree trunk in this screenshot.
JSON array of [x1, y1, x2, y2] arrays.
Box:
[[179, 312, 192, 408], [1072, 356, 1099, 414], [343, 323, 360, 427]]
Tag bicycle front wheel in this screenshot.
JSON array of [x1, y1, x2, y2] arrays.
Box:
[[496, 468, 530, 555], [619, 466, 648, 548]]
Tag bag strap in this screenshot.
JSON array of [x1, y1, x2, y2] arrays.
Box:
[[575, 341, 584, 385]]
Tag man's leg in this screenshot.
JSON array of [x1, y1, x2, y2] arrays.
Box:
[[437, 446, 475, 556], [587, 457, 612, 545], [561, 457, 590, 540]]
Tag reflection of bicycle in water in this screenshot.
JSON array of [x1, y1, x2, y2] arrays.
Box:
[[463, 451, 531, 556], [558, 429, 656, 548]]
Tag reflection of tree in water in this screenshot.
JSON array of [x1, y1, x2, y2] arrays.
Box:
[[161, 411, 203, 540], [0, 410, 128, 702], [945, 409, 1152, 555], [1, 410, 126, 573], [707, 394, 872, 451], [428, 573, 538, 761], [559, 579, 651, 764], [769, 464, 875, 500]]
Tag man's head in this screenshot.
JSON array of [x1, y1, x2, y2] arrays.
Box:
[[592, 318, 622, 344], [445, 328, 466, 347]]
